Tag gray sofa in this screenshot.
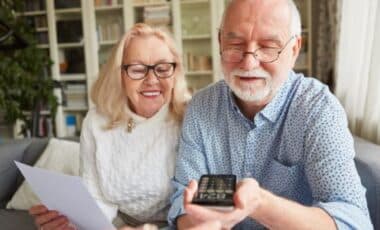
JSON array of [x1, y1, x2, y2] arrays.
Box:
[[0, 137, 379, 230]]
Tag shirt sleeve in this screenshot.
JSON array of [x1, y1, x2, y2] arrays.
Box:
[[304, 95, 373, 229], [167, 99, 209, 226], [79, 112, 118, 222]]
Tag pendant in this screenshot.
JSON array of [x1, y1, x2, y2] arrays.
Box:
[[127, 118, 135, 133]]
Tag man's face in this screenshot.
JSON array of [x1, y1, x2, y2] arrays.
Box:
[[220, 0, 301, 105]]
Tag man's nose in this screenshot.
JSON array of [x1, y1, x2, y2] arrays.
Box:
[[239, 52, 260, 70]]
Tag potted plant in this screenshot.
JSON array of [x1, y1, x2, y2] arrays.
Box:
[[0, 0, 58, 137]]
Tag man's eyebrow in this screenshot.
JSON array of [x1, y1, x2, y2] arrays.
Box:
[[222, 31, 244, 40]]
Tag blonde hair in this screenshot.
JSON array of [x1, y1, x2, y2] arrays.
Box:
[[91, 23, 190, 129]]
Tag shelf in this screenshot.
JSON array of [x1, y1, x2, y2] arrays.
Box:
[[16, 11, 47, 16], [181, 0, 209, 5], [55, 8, 82, 14], [186, 70, 213, 76], [133, 1, 169, 8], [22, 110, 51, 116], [182, 34, 211, 40], [60, 74, 86, 81], [99, 40, 118, 46], [63, 107, 88, 112], [95, 5, 123, 11], [37, 44, 49, 49], [36, 27, 48, 32], [58, 42, 84, 48]]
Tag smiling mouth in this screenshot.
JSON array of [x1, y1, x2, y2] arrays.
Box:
[[140, 91, 161, 97]]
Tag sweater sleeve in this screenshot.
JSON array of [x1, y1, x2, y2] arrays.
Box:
[[79, 111, 118, 222]]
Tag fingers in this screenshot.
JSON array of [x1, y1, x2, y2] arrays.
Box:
[[35, 210, 60, 226], [29, 204, 48, 216], [55, 223, 70, 230], [188, 220, 222, 230], [185, 203, 246, 229], [41, 216, 69, 230], [184, 180, 198, 204]]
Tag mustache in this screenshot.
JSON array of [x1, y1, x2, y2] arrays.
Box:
[[230, 69, 271, 78]]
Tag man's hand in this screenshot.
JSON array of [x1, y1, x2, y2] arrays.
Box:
[[181, 178, 264, 229], [187, 220, 222, 230]]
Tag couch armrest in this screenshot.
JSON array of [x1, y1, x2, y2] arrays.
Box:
[[354, 136, 380, 229], [0, 138, 49, 208]]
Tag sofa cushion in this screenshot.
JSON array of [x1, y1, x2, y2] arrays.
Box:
[[6, 138, 80, 210], [0, 209, 36, 230], [354, 136, 380, 230], [0, 139, 33, 208]]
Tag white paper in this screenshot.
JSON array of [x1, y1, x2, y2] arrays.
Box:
[[15, 161, 115, 230]]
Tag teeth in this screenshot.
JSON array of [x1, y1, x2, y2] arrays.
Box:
[[141, 92, 160, 96]]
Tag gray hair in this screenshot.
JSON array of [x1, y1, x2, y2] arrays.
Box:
[[288, 0, 302, 36], [221, 0, 302, 36]]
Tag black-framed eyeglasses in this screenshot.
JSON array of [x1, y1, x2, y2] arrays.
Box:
[[220, 35, 296, 63], [122, 62, 176, 80]]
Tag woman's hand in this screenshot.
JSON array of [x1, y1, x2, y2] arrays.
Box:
[[29, 205, 76, 230]]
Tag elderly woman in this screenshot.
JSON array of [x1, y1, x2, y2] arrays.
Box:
[[29, 23, 190, 230]]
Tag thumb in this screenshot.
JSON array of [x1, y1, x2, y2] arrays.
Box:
[[184, 180, 198, 204]]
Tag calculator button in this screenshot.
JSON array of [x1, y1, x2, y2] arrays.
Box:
[[217, 193, 226, 200]]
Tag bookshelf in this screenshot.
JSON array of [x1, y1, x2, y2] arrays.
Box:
[[17, 0, 225, 137], [15, 0, 313, 137], [177, 0, 224, 92], [13, 0, 55, 138]]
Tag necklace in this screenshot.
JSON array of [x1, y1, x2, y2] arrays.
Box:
[[127, 118, 135, 133]]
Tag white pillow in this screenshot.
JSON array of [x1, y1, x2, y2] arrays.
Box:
[[6, 138, 80, 210]]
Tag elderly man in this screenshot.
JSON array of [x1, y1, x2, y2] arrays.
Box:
[[168, 0, 373, 229]]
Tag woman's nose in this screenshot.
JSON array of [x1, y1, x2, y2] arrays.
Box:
[[143, 69, 159, 84]]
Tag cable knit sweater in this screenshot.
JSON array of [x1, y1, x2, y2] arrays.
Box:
[[79, 104, 180, 224]]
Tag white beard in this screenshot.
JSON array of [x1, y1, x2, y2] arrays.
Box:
[[224, 68, 272, 102]]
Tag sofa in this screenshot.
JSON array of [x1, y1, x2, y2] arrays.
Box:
[[0, 137, 379, 230]]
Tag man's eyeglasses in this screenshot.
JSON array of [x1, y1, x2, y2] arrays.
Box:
[[122, 62, 176, 80], [220, 36, 296, 63]]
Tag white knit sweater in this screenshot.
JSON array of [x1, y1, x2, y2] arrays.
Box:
[[79, 104, 179, 223]]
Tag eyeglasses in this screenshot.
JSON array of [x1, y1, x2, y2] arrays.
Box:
[[220, 36, 296, 63], [122, 62, 176, 80]]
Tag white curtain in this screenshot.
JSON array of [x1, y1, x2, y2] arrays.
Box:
[[335, 0, 380, 144]]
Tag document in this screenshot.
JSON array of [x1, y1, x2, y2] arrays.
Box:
[[15, 161, 115, 230]]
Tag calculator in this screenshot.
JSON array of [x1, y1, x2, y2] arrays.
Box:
[[192, 174, 236, 210]]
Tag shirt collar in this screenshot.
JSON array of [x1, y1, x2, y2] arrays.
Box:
[[259, 71, 296, 123], [227, 71, 297, 124]]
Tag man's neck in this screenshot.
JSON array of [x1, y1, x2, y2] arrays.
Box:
[[234, 95, 273, 120]]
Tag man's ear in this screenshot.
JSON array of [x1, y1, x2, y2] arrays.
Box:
[[290, 35, 302, 68], [292, 35, 302, 59]]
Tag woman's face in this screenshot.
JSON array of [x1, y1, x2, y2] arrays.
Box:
[[122, 36, 176, 118]]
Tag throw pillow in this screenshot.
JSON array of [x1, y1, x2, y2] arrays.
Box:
[[6, 138, 80, 210]]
